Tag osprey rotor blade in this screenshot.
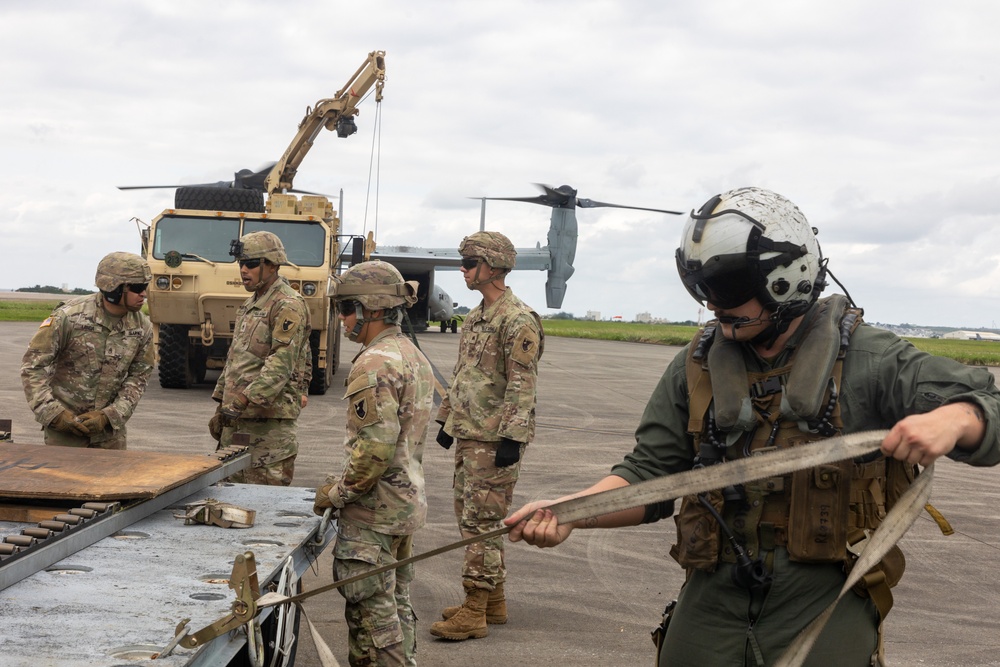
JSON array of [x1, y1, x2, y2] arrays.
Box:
[[576, 198, 683, 215], [117, 184, 188, 190], [117, 181, 234, 191]]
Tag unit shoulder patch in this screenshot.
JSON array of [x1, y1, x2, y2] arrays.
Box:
[[510, 326, 540, 367], [271, 303, 304, 345]]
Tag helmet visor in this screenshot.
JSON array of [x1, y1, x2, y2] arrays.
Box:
[[675, 249, 762, 310]]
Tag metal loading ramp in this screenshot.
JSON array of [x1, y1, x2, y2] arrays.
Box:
[[0, 443, 333, 666]]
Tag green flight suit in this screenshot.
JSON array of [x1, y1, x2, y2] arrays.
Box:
[[612, 310, 1000, 666]]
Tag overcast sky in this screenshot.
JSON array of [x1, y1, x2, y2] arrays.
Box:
[[3, 1, 998, 328]]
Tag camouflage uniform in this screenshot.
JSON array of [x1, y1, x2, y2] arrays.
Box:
[[214, 277, 311, 485], [321, 326, 433, 666], [21, 293, 153, 449], [437, 287, 543, 589]]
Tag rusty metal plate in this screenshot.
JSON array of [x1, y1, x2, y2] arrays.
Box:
[[0, 443, 222, 502]]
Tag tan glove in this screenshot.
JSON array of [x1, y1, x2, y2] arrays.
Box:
[[77, 410, 110, 435], [208, 407, 223, 442], [50, 409, 88, 436], [220, 393, 249, 422], [313, 483, 336, 516]]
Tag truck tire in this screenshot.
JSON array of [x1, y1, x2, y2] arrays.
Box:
[[174, 186, 265, 213], [307, 317, 340, 395], [308, 329, 329, 395], [158, 324, 194, 389]]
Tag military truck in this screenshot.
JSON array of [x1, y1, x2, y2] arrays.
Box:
[[134, 50, 386, 395]]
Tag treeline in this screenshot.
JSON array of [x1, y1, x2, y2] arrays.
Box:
[[17, 285, 93, 295]]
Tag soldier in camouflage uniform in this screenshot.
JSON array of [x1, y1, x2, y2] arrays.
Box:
[[313, 260, 433, 667], [210, 231, 311, 486], [21, 252, 154, 449], [430, 231, 543, 641]]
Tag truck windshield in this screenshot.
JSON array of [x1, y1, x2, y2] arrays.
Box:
[[152, 217, 326, 266], [244, 221, 326, 267], [152, 217, 240, 262]]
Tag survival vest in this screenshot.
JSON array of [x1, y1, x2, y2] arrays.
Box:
[[672, 295, 914, 618]]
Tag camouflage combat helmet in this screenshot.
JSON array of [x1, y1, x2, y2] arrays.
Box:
[[459, 231, 517, 270], [334, 260, 418, 310], [95, 252, 152, 291], [232, 230, 287, 265]]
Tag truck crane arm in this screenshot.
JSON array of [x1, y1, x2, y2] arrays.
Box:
[[264, 49, 386, 195]]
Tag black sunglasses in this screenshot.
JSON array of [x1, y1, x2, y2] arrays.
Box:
[[337, 300, 358, 316], [460, 257, 481, 270], [127, 283, 148, 294], [239, 258, 262, 269]]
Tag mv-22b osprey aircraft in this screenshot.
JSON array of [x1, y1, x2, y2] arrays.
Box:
[[372, 183, 682, 331]]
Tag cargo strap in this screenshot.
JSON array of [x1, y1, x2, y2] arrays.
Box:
[[191, 430, 929, 667], [176, 499, 256, 529]]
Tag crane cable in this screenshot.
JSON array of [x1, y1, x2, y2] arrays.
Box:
[[360, 95, 382, 250]]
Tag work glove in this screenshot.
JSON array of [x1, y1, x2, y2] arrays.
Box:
[[77, 410, 110, 435], [220, 393, 249, 423], [436, 426, 454, 450], [208, 407, 223, 442], [313, 483, 337, 516], [495, 438, 522, 468], [50, 409, 88, 437]]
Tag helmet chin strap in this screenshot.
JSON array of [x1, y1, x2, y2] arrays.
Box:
[[346, 302, 367, 342], [346, 303, 394, 343], [720, 302, 803, 348], [718, 306, 782, 347], [466, 259, 507, 290], [246, 277, 266, 292], [244, 262, 278, 293]]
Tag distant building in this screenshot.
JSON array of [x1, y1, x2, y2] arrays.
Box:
[[636, 312, 652, 323], [942, 330, 1000, 341], [585, 310, 601, 321]]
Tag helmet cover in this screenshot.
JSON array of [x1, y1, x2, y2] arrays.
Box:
[[459, 231, 516, 270], [232, 231, 287, 265], [95, 252, 152, 291], [333, 260, 418, 310]]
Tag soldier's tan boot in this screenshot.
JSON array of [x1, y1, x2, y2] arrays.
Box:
[[441, 582, 507, 624], [429, 585, 489, 640]]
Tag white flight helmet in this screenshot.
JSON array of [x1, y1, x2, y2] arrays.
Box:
[[675, 187, 826, 321]]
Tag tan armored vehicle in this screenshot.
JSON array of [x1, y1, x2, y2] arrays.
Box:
[[132, 50, 386, 395]]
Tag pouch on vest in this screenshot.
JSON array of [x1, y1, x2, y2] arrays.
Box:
[[786, 460, 851, 562], [669, 490, 723, 572]]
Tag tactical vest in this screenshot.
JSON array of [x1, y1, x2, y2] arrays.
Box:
[[671, 295, 915, 615]]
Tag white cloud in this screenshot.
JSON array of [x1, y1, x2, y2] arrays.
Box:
[[2, 0, 999, 328]]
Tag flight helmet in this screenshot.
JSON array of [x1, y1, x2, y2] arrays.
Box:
[[675, 187, 826, 322]]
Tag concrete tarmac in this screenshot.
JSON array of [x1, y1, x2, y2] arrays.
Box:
[[2, 320, 999, 666]]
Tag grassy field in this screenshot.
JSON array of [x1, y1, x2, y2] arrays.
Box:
[[495, 319, 1000, 366], [0, 300, 64, 322], [539, 319, 699, 346], [7, 302, 999, 366]]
